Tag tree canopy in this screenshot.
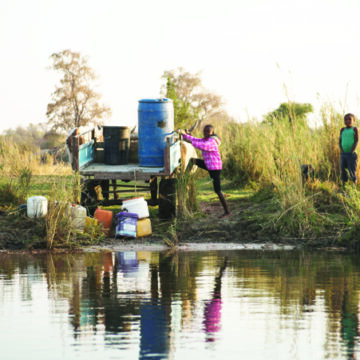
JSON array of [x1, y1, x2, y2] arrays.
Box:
[[264, 102, 313, 126], [46, 49, 111, 132], [161, 67, 229, 130], [2, 123, 65, 151]]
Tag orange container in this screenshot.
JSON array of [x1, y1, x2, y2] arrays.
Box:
[[94, 208, 113, 236]]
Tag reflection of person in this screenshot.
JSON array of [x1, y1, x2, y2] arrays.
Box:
[[203, 257, 228, 342], [178, 125, 231, 218], [341, 280, 358, 359], [339, 113, 359, 188]]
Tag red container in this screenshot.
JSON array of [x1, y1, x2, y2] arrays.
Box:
[[94, 208, 113, 236]]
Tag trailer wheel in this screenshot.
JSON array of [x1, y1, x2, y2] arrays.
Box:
[[158, 178, 177, 219]]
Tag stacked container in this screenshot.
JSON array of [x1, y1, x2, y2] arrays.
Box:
[[116, 197, 152, 238]]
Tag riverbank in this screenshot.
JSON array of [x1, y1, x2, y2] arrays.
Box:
[[1, 176, 359, 253]]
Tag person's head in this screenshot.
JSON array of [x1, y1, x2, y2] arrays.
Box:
[[344, 113, 356, 128], [203, 124, 214, 138]]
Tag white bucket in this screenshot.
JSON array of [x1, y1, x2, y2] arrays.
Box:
[[27, 196, 48, 218], [121, 197, 149, 219]]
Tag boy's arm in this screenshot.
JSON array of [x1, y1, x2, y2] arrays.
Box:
[[351, 127, 359, 152], [339, 127, 345, 152]]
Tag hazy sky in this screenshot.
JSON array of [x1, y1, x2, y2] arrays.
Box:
[[1, 0, 360, 134]]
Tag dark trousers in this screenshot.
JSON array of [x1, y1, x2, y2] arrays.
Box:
[[193, 159, 222, 193], [341, 152, 358, 183]]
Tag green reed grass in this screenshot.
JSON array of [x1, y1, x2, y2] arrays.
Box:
[[217, 102, 359, 238], [176, 160, 199, 218]]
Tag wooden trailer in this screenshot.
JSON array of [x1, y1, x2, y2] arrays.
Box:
[[67, 127, 183, 217]]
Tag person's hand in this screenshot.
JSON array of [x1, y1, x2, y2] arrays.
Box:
[[176, 129, 185, 135]]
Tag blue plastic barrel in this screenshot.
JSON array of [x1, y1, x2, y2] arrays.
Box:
[[138, 98, 174, 167]]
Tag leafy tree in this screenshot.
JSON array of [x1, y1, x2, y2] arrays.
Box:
[[46, 49, 111, 132], [264, 102, 313, 126], [161, 67, 228, 130]]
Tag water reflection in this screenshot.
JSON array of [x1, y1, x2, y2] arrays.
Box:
[[1, 250, 360, 359], [203, 257, 228, 342]]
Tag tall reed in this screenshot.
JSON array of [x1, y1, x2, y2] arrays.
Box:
[[218, 103, 351, 236], [0, 137, 71, 177], [45, 175, 77, 248]]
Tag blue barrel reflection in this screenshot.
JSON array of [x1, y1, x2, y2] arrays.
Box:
[[138, 98, 174, 167]]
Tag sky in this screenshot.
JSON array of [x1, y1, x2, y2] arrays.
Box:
[[1, 0, 360, 134]]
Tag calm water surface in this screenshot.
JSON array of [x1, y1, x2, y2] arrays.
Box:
[[1, 249, 359, 359]]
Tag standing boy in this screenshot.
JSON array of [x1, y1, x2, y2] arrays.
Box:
[[178, 125, 231, 218], [339, 113, 359, 187]]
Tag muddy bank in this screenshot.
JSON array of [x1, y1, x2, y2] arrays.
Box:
[[0, 199, 351, 253], [84, 242, 296, 252]]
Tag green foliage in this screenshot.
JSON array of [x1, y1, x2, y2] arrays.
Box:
[[18, 167, 32, 200], [0, 168, 32, 209], [176, 164, 199, 218], [219, 101, 360, 239], [41, 130, 66, 149], [0, 183, 24, 209], [47, 49, 111, 132], [264, 102, 313, 126]]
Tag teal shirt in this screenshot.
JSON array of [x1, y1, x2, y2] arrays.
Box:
[[341, 127, 356, 153]]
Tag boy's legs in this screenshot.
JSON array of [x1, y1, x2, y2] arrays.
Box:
[[341, 153, 349, 188], [341, 153, 357, 187], [347, 152, 358, 184]]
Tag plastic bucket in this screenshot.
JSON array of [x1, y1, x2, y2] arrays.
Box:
[[94, 208, 113, 236], [69, 205, 87, 232], [103, 126, 130, 165], [115, 212, 138, 238], [121, 197, 149, 219], [27, 196, 48, 218], [138, 98, 174, 167]]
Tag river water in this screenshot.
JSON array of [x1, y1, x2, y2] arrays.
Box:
[[1, 249, 359, 359]]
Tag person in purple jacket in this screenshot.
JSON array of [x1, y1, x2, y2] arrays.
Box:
[[178, 124, 231, 218]]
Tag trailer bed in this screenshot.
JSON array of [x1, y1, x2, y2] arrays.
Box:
[[80, 163, 167, 181]]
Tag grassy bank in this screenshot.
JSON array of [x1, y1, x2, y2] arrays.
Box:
[[2, 105, 360, 251]]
